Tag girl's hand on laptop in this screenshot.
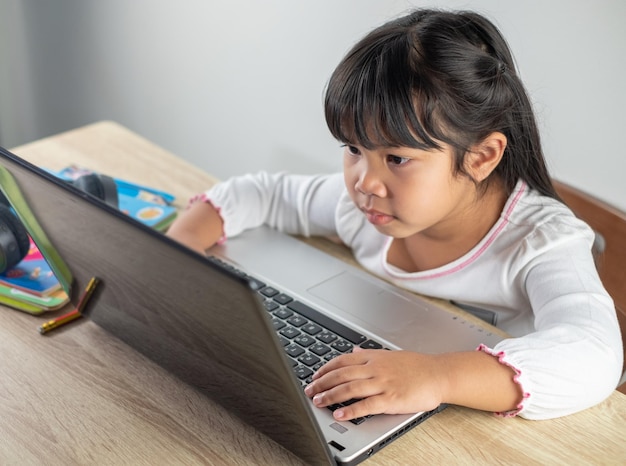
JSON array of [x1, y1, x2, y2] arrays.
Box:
[[304, 347, 522, 421], [305, 348, 445, 420], [166, 199, 224, 254]]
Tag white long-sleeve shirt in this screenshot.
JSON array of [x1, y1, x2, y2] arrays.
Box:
[[202, 171, 623, 420]]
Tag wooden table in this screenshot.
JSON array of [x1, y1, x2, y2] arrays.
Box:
[[1, 121, 624, 465]]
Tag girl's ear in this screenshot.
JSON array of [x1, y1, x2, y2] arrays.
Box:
[[466, 132, 507, 182]]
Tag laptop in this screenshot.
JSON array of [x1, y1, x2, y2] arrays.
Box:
[[0, 146, 502, 465]]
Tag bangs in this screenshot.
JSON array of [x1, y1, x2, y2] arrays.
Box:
[[324, 32, 446, 151], [323, 8, 557, 199]]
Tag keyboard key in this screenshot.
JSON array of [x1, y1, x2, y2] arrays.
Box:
[[264, 301, 279, 312], [294, 365, 314, 380], [309, 342, 331, 356], [247, 277, 265, 290], [294, 335, 316, 347], [280, 326, 301, 339], [285, 344, 305, 358], [350, 417, 367, 425], [331, 340, 353, 353], [260, 286, 279, 298], [317, 331, 338, 344], [298, 353, 321, 367], [271, 319, 286, 331], [273, 308, 293, 319], [312, 361, 325, 372], [287, 315, 308, 327], [360, 339, 383, 349], [274, 293, 293, 305], [301, 323, 322, 335]]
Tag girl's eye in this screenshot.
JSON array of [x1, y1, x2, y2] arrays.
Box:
[[387, 154, 410, 166], [346, 145, 360, 156]]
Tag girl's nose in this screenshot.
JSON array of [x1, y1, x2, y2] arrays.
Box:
[[355, 166, 386, 198]]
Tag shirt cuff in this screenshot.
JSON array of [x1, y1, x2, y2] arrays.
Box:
[[477, 344, 530, 417]]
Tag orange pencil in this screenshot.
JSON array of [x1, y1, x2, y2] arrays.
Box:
[[38, 277, 100, 335]]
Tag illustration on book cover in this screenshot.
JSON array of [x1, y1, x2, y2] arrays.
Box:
[[0, 237, 61, 296]]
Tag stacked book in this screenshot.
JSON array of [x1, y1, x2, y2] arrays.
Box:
[[0, 237, 69, 314]]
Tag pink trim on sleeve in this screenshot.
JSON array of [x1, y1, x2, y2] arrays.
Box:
[[477, 344, 530, 417], [188, 192, 209, 208], [188, 193, 227, 245]]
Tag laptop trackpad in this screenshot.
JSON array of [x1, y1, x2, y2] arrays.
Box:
[[307, 271, 423, 332]]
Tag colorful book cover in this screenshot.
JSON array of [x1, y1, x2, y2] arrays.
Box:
[[0, 238, 62, 296], [51, 166, 177, 231], [118, 190, 178, 231]]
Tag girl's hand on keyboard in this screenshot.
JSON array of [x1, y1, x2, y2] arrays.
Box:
[[304, 347, 522, 421], [304, 348, 445, 421]]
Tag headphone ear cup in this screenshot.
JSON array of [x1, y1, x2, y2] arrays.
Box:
[[72, 174, 119, 208], [0, 204, 31, 274], [97, 174, 119, 208]]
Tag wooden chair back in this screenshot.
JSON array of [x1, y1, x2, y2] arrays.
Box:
[[553, 180, 626, 394]]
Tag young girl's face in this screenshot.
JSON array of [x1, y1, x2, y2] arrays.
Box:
[[343, 142, 479, 240]]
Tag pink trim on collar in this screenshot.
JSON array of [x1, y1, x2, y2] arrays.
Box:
[[383, 181, 527, 279], [477, 343, 530, 417]]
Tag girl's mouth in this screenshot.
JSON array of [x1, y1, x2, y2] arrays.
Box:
[[363, 208, 395, 226]]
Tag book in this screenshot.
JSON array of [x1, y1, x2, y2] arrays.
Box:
[[0, 164, 73, 315], [0, 237, 63, 297], [52, 166, 178, 231], [0, 284, 68, 311], [118, 186, 178, 231]]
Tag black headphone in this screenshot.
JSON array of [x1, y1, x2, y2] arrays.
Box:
[[0, 173, 118, 273]]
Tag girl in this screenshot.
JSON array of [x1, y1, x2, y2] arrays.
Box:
[[167, 9, 622, 421]]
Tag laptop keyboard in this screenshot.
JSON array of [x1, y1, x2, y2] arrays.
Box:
[[208, 256, 384, 425]]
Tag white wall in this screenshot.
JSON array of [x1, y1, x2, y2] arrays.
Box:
[[1, 0, 625, 210]]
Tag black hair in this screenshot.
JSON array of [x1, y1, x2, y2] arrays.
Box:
[[324, 9, 559, 199]]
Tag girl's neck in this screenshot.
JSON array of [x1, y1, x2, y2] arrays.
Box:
[[388, 180, 508, 273]]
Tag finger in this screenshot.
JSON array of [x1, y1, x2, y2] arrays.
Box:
[[332, 395, 387, 422], [306, 362, 373, 398], [312, 349, 372, 380], [311, 378, 382, 410], [311, 353, 357, 379]]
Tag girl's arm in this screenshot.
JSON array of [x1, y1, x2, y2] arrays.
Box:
[[167, 172, 345, 252]]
